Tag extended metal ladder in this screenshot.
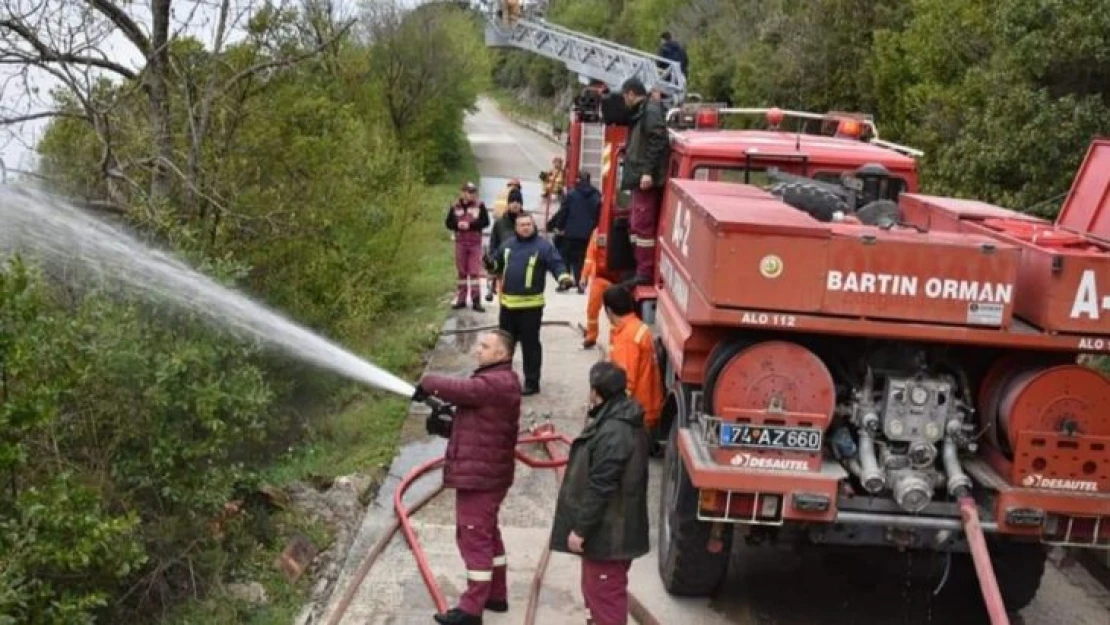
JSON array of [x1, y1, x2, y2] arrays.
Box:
[[479, 3, 687, 101], [578, 121, 606, 182]]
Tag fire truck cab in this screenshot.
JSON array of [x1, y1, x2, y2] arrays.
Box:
[[564, 92, 925, 326]]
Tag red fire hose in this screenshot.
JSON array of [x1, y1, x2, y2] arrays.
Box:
[[958, 496, 1011, 625], [523, 422, 569, 623], [325, 423, 660, 625], [394, 430, 572, 614], [523, 423, 663, 625]]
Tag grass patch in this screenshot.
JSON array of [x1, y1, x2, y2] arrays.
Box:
[[163, 154, 479, 625]]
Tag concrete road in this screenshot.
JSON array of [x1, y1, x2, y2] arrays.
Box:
[[319, 97, 1110, 625]]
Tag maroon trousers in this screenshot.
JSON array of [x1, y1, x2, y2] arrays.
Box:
[[581, 558, 632, 625], [455, 241, 483, 304], [455, 488, 509, 615], [629, 187, 662, 281]]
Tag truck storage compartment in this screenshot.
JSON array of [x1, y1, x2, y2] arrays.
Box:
[[899, 194, 1043, 234], [896, 141, 1110, 333], [662, 178, 1021, 327], [820, 224, 1021, 327], [964, 218, 1110, 333], [660, 179, 831, 314]]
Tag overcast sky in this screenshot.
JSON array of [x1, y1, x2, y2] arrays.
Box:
[[0, 0, 432, 180]]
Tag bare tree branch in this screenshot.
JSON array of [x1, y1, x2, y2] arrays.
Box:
[[0, 16, 139, 79], [216, 17, 354, 96], [82, 0, 152, 55], [0, 110, 87, 124]]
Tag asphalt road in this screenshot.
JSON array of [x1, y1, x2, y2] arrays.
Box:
[[320, 97, 1110, 625]]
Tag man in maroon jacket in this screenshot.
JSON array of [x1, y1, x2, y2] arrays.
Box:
[[413, 329, 523, 625], [445, 181, 491, 312]]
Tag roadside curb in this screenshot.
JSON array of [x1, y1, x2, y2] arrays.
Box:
[[503, 109, 563, 145]]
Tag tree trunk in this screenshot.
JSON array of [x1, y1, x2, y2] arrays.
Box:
[[147, 0, 174, 206]]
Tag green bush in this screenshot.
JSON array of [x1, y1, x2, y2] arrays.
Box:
[[2, 2, 487, 623], [494, 0, 1110, 213]]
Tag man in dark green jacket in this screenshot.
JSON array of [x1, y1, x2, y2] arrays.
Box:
[[619, 76, 671, 287], [549, 361, 650, 625]]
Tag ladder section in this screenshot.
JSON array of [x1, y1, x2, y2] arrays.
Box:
[[484, 17, 686, 101], [578, 122, 606, 183]]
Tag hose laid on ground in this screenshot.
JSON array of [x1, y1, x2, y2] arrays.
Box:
[[524, 423, 662, 625], [523, 424, 568, 624], [394, 432, 572, 615], [439, 319, 578, 336], [323, 476, 444, 625], [958, 496, 1010, 625], [321, 424, 661, 625]]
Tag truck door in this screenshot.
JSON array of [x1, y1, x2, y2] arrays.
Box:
[[604, 149, 637, 278]]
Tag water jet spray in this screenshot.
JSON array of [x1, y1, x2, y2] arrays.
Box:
[[0, 185, 416, 398]]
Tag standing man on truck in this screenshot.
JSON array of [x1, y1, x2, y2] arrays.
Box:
[[656, 31, 689, 79], [484, 212, 574, 396], [580, 228, 610, 349], [604, 285, 664, 452], [411, 329, 522, 625], [548, 361, 650, 625], [619, 77, 671, 287], [446, 181, 490, 312]]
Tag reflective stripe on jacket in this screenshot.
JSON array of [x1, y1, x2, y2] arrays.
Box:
[[582, 229, 600, 282], [545, 167, 565, 196], [491, 233, 570, 309], [445, 199, 490, 246]]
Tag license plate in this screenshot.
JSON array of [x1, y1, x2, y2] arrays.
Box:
[[719, 423, 823, 452]]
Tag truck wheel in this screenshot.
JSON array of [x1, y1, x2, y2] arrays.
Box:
[[770, 181, 847, 222], [856, 199, 902, 227], [948, 540, 1046, 612], [657, 423, 732, 596]]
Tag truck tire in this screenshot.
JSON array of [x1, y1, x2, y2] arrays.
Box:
[[657, 422, 732, 596], [770, 181, 847, 222], [856, 199, 902, 227], [948, 540, 1046, 613]]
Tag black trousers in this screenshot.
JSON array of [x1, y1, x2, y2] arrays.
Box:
[[562, 236, 589, 286], [499, 305, 543, 387]]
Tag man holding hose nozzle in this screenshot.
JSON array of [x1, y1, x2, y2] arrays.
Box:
[[549, 361, 650, 625], [411, 329, 522, 625]]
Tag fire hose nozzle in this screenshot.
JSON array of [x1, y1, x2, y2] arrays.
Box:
[[417, 395, 455, 438]]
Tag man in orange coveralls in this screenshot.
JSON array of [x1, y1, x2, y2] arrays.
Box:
[[580, 228, 610, 349], [603, 285, 664, 445]]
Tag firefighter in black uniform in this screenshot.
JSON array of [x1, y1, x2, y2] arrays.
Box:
[[484, 212, 573, 396]]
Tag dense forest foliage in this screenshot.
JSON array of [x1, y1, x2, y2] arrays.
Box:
[[0, 1, 487, 623], [494, 0, 1110, 214]]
